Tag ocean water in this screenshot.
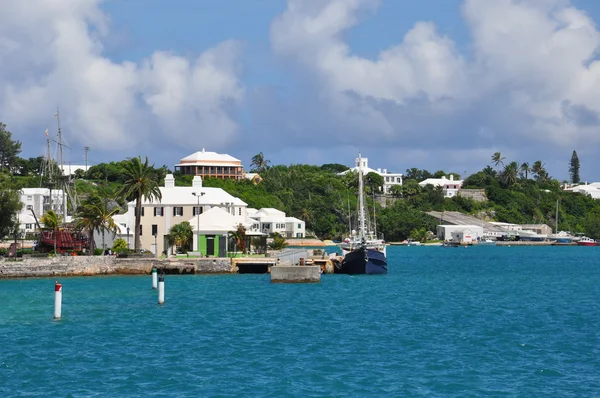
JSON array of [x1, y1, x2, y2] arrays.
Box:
[[1, 246, 599, 397]]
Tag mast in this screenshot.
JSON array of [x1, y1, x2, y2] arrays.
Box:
[[358, 153, 366, 240], [555, 199, 559, 234], [55, 108, 67, 220]]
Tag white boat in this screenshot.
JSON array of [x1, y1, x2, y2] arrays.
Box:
[[478, 238, 496, 246]]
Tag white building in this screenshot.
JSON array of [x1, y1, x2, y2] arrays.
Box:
[[17, 188, 67, 234], [338, 156, 403, 194], [122, 174, 250, 255], [174, 148, 245, 180], [60, 164, 91, 176], [419, 175, 463, 198], [436, 225, 484, 241], [247, 208, 306, 238], [564, 183, 600, 199]]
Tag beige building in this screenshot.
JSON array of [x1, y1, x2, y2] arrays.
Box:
[[124, 174, 248, 255], [174, 148, 245, 180]]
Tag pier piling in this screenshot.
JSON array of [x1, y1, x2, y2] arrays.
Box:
[[158, 274, 165, 305], [152, 268, 158, 290]]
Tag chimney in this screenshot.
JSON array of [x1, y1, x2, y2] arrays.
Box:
[[192, 175, 203, 188], [450, 175, 454, 181], [202, 148, 205, 153], [164, 174, 175, 188], [377, 168, 381, 173], [383, 168, 387, 174]]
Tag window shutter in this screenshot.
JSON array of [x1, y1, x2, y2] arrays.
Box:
[[154, 207, 157, 216], [173, 207, 176, 216]]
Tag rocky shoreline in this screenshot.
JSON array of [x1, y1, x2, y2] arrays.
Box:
[[0, 256, 233, 279]]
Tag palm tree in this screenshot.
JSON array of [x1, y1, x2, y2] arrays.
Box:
[[74, 194, 119, 254], [520, 162, 530, 179], [228, 224, 247, 255], [167, 221, 193, 254], [531, 160, 545, 180], [117, 156, 162, 253], [499, 162, 519, 188], [491, 152, 505, 170], [40, 209, 63, 254], [250, 152, 271, 173]]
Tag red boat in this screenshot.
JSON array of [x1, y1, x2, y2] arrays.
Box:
[[577, 237, 600, 246]]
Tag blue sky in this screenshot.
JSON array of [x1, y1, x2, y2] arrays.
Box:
[[3, 0, 600, 181]]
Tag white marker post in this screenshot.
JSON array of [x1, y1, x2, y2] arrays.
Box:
[[152, 268, 158, 290], [158, 274, 165, 305], [54, 281, 62, 320]]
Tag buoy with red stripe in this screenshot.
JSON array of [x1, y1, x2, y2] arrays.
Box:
[[54, 281, 62, 320], [158, 274, 165, 305]]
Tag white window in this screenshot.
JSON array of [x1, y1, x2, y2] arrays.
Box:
[[238, 208, 242, 216], [26, 224, 33, 230], [193, 206, 203, 216], [27, 196, 32, 201]]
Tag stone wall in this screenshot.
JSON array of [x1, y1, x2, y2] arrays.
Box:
[[458, 189, 487, 202], [0, 256, 233, 279]]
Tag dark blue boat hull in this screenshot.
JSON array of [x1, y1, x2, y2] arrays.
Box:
[[335, 247, 387, 275]]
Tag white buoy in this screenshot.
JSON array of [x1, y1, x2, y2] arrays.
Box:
[[152, 268, 158, 290], [54, 281, 62, 320], [158, 274, 165, 305]]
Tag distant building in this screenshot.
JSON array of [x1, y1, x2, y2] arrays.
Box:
[[174, 148, 245, 180], [247, 208, 306, 238], [337, 156, 403, 194], [419, 175, 463, 198], [60, 164, 90, 176], [564, 183, 600, 199], [520, 224, 553, 236], [436, 225, 483, 241], [17, 188, 67, 234]]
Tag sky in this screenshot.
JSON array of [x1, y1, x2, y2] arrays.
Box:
[[2, 0, 600, 181]]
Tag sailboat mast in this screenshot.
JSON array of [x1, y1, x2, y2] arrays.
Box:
[[55, 108, 67, 220], [555, 199, 559, 234], [358, 153, 366, 240]]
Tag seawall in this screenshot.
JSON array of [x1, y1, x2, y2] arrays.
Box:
[[0, 256, 233, 279]]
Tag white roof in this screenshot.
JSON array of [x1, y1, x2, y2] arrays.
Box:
[[21, 188, 65, 195], [257, 208, 285, 217], [419, 176, 463, 187], [187, 207, 248, 233], [18, 214, 37, 224], [285, 217, 303, 223], [135, 186, 246, 207], [175, 149, 241, 167], [246, 208, 259, 216], [338, 166, 380, 176]]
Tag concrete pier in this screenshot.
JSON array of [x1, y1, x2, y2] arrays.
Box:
[[270, 265, 321, 283]]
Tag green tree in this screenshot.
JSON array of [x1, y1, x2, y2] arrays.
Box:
[[0, 175, 23, 239], [228, 224, 247, 255], [0, 123, 22, 173], [491, 152, 505, 170], [40, 210, 63, 254], [365, 172, 384, 194], [117, 156, 162, 253], [167, 221, 193, 254], [250, 152, 271, 173], [520, 162, 530, 179], [112, 238, 128, 252], [268, 232, 288, 250], [569, 150, 580, 184], [499, 162, 519, 188], [531, 160, 545, 180], [74, 193, 119, 254]]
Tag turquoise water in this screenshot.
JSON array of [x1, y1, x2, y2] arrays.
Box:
[[1, 246, 599, 397]]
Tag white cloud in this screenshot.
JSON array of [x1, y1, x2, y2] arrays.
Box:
[[0, 0, 243, 158], [269, 0, 600, 176]]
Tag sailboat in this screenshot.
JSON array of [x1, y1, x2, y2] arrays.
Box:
[[335, 154, 387, 275]]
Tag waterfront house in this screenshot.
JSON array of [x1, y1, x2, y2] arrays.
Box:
[[247, 208, 306, 238], [123, 174, 248, 255], [337, 156, 403, 194], [419, 175, 463, 198], [174, 148, 245, 180]]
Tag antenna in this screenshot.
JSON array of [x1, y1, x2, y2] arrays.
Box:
[[84, 146, 90, 173]]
